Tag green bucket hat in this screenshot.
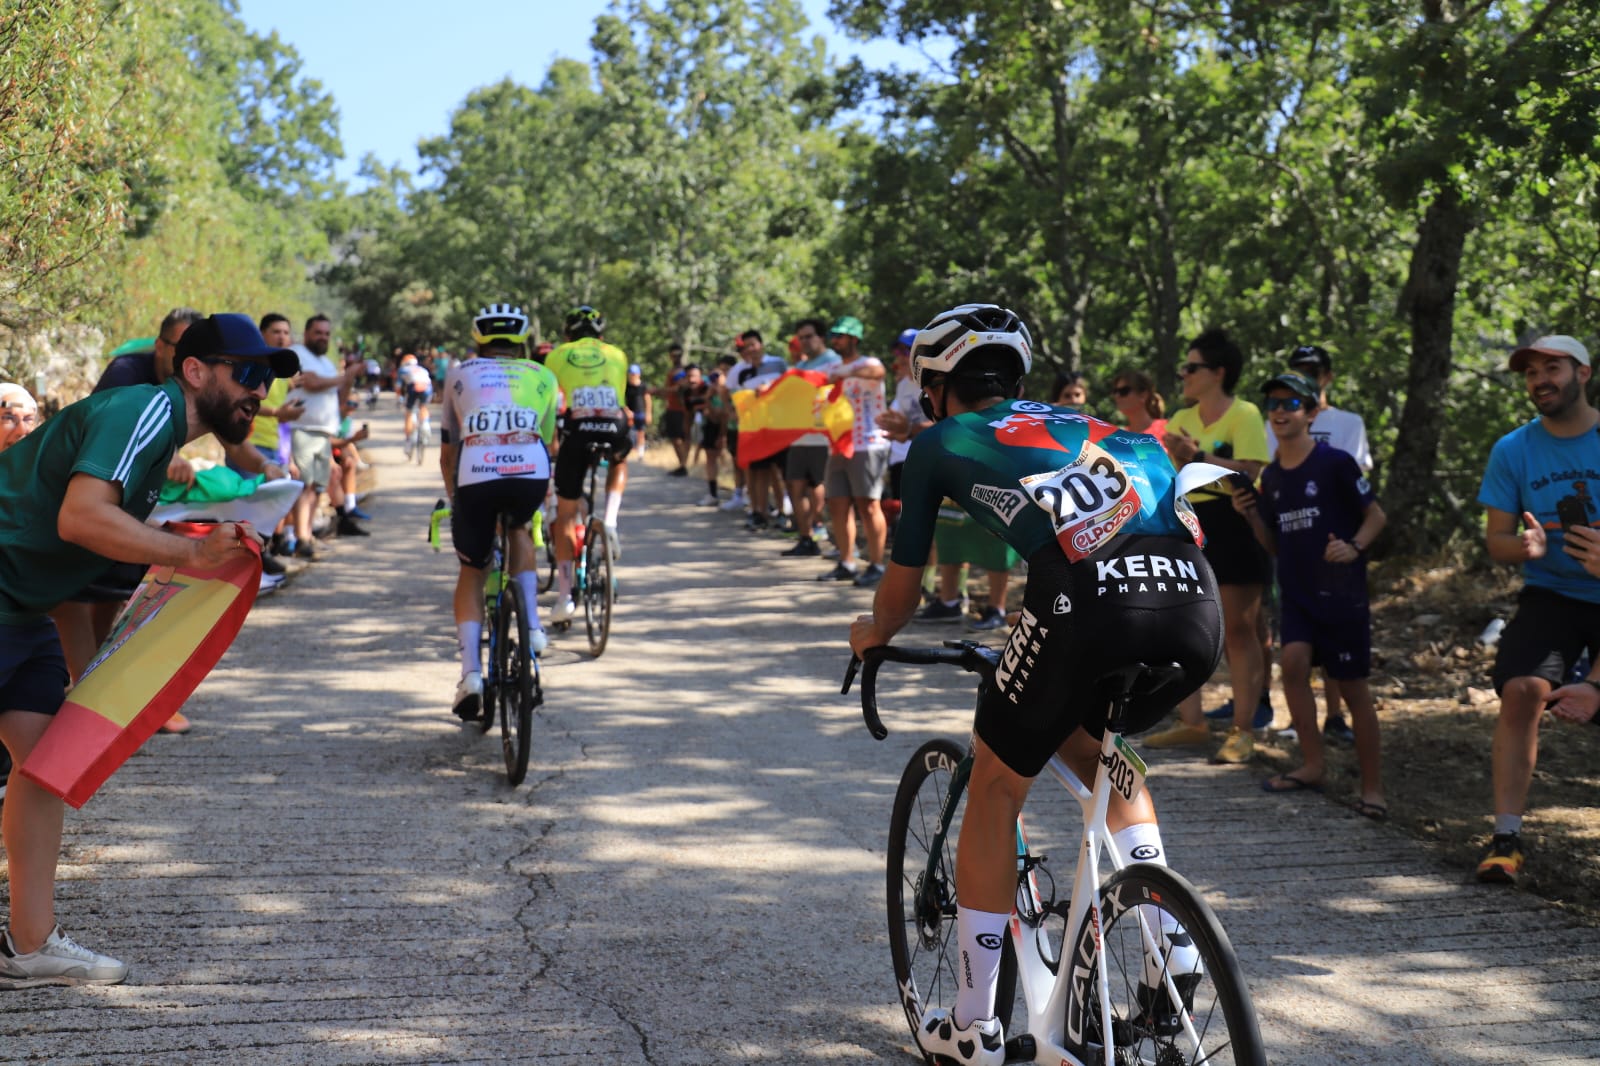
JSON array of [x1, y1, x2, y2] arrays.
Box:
[[828, 315, 865, 339]]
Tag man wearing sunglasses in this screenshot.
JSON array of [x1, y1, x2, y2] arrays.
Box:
[[0, 312, 296, 989]]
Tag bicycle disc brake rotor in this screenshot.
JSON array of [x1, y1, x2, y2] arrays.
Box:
[[913, 870, 951, 951]]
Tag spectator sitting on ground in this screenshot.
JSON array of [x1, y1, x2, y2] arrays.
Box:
[[1234, 373, 1387, 818], [326, 397, 373, 537], [1475, 334, 1600, 884]]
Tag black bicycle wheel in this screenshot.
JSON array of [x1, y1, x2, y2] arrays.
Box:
[[414, 418, 427, 465], [496, 581, 534, 785], [1063, 862, 1265, 1066], [886, 738, 1016, 1062], [582, 517, 613, 658]]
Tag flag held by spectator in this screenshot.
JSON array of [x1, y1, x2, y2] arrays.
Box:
[[20, 523, 261, 808], [731, 369, 855, 468]]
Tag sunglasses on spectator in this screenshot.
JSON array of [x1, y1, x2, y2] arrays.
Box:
[[1263, 396, 1309, 412], [201, 357, 276, 390], [1179, 363, 1217, 376], [1112, 385, 1138, 396]]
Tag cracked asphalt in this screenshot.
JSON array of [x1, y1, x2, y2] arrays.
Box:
[[4, 406, 1600, 1064]]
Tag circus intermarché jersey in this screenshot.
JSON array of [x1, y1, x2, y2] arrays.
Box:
[[441, 357, 560, 487]]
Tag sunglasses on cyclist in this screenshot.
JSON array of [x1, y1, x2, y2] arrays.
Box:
[[1263, 396, 1308, 412], [202, 357, 277, 390], [1179, 363, 1217, 376]]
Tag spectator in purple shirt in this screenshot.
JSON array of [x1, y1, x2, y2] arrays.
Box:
[[1234, 373, 1388, 818]]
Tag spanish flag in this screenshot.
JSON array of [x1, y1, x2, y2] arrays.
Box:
[[732, 369, 855, 468], [21, 523, 261, 807]]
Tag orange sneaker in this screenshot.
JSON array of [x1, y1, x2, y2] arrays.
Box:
[[159, 710, 192, 735]]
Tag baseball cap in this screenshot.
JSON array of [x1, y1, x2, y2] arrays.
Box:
[[1260, 372, 1319, 402], [895, 328, 919, 350], [628, 363, 642, 374], [828, 315, 865, 339], [1287, 344, 1331, 373], [175, 313, 299, 378], [1509, 334, 1591, 372]]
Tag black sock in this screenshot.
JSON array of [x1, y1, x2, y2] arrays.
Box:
[[707, 482, 717, 497]]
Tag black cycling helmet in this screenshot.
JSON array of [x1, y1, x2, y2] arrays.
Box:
[[565, 305, 605, 340]]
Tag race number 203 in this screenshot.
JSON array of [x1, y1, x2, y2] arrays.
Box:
[[1019, 441, 1143, 561]]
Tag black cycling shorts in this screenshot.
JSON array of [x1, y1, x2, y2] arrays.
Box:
[[554, 413, 632, 500], [975, 534, 1224, 778], [451, 477, 548, 569]]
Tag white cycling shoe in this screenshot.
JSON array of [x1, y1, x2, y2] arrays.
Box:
[[549, 598, 578, 624], [915, 1008, 1005, 1066], [528, 627, 548, 656], [452, 671, 482, 721]]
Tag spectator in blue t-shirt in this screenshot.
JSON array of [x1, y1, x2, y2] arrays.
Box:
[[1235, 373, 1387, 818], [1474, 334, 1600, 884]]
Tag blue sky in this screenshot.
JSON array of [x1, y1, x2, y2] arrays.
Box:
[[235, 0, 937, 185]]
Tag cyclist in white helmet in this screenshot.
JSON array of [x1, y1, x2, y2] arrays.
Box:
[[439, 304, 561, 720], [397, 353, 433, 458]]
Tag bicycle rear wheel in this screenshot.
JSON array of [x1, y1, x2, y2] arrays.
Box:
[[1064, 863, 1265, 1066], [886, 738, 1016, 1062], [582, 516, 613, 658], [415, 416, 428, 465], [495, 581, 535, 785]]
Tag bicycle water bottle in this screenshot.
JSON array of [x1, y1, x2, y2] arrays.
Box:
[[530, 508, 545, 550], [428, 499, 450, 550]]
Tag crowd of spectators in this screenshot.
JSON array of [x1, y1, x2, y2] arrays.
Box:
[[644, 320, 1403, 819]]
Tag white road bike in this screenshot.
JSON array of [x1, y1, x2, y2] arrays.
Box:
[[845, 642, 1266, 1066]]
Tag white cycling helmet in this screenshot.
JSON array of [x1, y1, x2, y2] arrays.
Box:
[[910, 303, 1033, 389], [472, 303, 532, 347]]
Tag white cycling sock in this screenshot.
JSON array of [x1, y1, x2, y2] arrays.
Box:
[[515, 571, 541, 628], [1112, 822, 1166, 867], [457, 622, 482, 676], [557, 561, 575, 601], [603, 491, 622, 527], [953, 905, 1009, 1028]]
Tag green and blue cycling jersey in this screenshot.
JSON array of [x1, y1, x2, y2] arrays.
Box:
[[892, 399, 1195, 567]]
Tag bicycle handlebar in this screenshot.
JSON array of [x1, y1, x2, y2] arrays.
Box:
[[841, 641, 1001, 741]]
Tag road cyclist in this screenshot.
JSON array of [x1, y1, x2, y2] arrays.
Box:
[[438, 304, 560, 725], [398, 353, 434, 462], [544, 304, 632, 625], [848, 303, 1259, 1065]]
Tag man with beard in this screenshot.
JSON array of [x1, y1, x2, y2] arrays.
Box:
[[1476, 335, 1600, 884], [0, 313, 295, 988], [283, 314, 358, 559]]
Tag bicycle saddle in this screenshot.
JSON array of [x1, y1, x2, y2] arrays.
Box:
[[1098, 661, 1185, 698]]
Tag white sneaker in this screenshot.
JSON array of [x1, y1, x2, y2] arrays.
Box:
[[403, 438, 414, 459], [0, 926, 128, 989], [549, 598, 577, 623], [915, 1008, 1004, 1066], [603, 523, 620, 561], [719, 495, 746, 511], [257, 572, 286, 595], [695, 494, 719, 507], [452, 671, 482, 721], [529, 627, 548, 656]]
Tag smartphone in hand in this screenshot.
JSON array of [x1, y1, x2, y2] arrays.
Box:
[[1557, 495, 1589, 533]]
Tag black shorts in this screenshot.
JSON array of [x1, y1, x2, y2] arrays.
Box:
[[0, 621, 70, 718], [404, 390, 431, 410], [700, 420, 723, 452], [555, 414, 631, 500], [726, 429, 738, 460], [785, 443, 829, 488], [1193, 497, 1271, 586], [975, 535, 1224, 778], [663, 410, 687, 441], [1492, 585, 1600, 694], [749, 446, 786, 473], [451, 477, 549, 569]]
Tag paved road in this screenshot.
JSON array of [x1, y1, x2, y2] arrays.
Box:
[[5, 407, 1600, 1064]]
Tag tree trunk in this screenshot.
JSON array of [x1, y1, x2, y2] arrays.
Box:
[[1385, 187, 1473, 554]]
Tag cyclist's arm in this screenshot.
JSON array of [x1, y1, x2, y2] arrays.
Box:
[[440, 439, 458, 501]]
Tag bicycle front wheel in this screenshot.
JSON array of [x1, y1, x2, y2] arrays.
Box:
[[495, 582, 535, 785], [582, 517, 613, 658], [886, 738, 1016, 1061], [1064, 862, 1265, 1066]]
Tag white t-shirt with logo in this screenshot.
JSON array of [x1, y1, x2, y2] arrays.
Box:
[[287, 346, 341, 434], [1266, 403, 1371, 471], [888, 374, 925, 465]]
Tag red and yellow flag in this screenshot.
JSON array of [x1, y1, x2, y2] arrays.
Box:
[[732, 369, 855, 468], [21, 523, 261, 808]]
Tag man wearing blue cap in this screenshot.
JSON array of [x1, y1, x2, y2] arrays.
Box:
[[0, 313, 296, 989]]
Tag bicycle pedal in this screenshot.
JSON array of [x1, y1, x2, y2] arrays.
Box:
[[1004, 1034, 1035, 1060]]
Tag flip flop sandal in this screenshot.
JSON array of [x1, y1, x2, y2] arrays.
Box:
[[1261, 773, 1323, 794], [1352, 800, 1389, 822]]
